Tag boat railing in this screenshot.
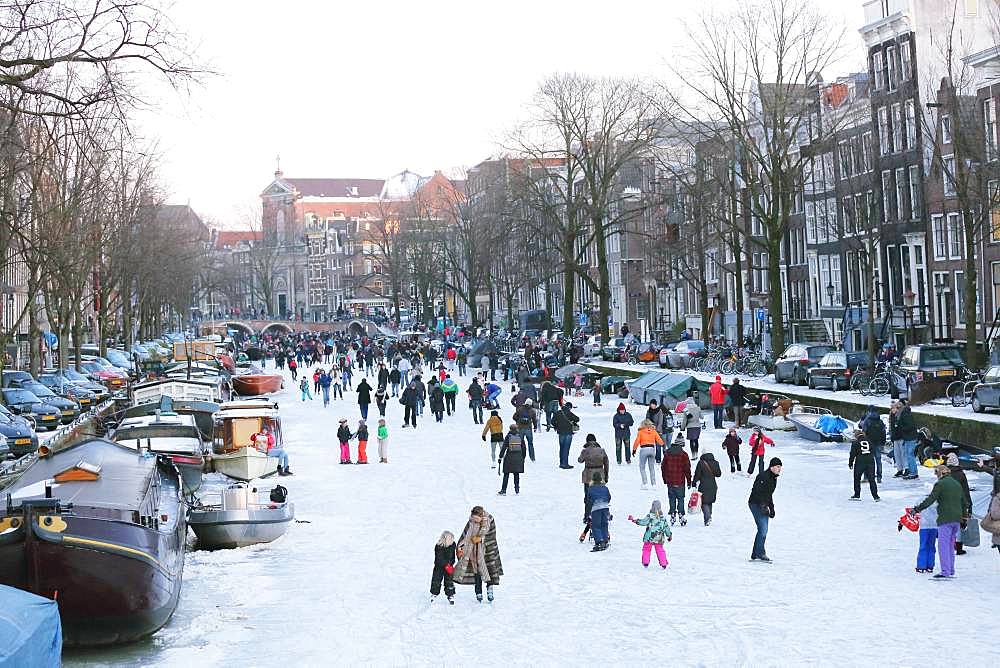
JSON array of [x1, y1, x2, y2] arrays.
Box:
[[191, 486, 281, 512], [790, 405, 832, 416]]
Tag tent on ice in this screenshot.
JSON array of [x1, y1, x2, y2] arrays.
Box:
[[627, 371, 711, 408]]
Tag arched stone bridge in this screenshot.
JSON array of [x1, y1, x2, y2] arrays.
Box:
[[205, 319, 392, 339]]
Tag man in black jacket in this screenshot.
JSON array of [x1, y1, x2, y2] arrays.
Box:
[[728, 378, 747, 428], [748, 457, 782, 562], [551, 402, 579, 469], [849, 429, 880, 501]]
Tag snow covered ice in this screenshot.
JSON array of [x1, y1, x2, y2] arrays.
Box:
[[65, 368, 999, 666]]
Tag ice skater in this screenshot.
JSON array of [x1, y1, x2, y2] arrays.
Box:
[[632, 419, 664, 489], [628, 500, 672, 569], [430, 531, 457, 604], [722, 427, 742, 473], [355, 419, 369, 464], [377, 418, 390, 463], [337, 418, 353, 464]]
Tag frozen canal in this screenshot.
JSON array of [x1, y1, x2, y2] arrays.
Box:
[[66, 367, 998, 666]]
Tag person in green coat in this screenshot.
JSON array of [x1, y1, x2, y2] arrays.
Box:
[[910, 465, 964, 578], [376, 418, 390, 463]]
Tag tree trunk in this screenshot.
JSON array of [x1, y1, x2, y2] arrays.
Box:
[[561, 233, 575, 335], [767, 244, 785, 355], [594, 216, 612, 341], [965, 231, 979, 366], [866, 252, 878, 369]]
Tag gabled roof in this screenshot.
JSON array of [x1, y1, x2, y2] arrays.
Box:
[[213, 230, 260, 249], [283, 178, 385, 198]]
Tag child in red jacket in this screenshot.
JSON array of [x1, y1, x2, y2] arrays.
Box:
[[748, 427, 774, 475]]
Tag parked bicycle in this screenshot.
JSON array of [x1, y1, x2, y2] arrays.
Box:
[[946, 367, 984, 407]]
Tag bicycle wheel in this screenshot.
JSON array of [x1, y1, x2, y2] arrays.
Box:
[[946, 380, 967, 407], [720, 360, 735, 374], [870, 376, 890, 396]]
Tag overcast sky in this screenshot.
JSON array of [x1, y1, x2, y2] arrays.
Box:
[[141, 0, 866, 225]]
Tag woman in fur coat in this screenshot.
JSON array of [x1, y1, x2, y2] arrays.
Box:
[[454, 505, 504, 602]]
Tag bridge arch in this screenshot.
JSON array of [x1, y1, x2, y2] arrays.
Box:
[[260, 322, 294, 337], [348, 320, 368, 337], [222, 321, 254, 337]]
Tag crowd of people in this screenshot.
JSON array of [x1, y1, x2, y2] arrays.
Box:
[[229, 328, 1000, 601]]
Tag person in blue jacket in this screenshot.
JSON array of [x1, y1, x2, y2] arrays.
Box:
[[586, 472, 611, 552]]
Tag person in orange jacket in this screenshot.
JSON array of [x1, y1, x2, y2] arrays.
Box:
[[748, 426, 775, 475], [709, 375, 727, 429], [632, 419, 664, 490]]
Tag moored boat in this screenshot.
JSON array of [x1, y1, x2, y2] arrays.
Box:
[[211, 403, 282, 481], [231, 372, 283, 396], [0, 584, 62, 666], [188, 483, 294, 549], [110, 412, 208, 495], [0, 437, 186, 646], [787, 406, 855, 442]]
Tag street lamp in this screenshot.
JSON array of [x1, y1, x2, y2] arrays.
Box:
[[933, 278, 944, 340], [826, 282, 835, 307]]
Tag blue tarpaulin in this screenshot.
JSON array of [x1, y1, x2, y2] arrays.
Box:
[[816, 415, 849, 435], [0, 585, 62, 667]]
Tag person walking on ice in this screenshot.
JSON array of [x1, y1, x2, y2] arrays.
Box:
[[632, 419, 664, 489], [454, 506, 503, 602], [430, 531, 457, 604], [628, 500, 672, 569], [377, 418, 389, 463]]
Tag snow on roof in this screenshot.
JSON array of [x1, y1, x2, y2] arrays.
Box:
[[379, 169, 429, 201]]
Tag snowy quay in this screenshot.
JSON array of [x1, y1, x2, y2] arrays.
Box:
[[60, 364, 999, 667], [587, 361, 1000, 446]]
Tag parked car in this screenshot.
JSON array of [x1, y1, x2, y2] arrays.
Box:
[[37, 374, 98, 408], [0, 370, 34, 388], [773, 342, 835, 385], [601, 337, 627, 362], [898, 344, 967, 382], [43, 368, 110, 401], [1, 388, 61, 431], [0, 404, 38, 457], [16, 381, 80, 423], [581, 335, 603, 358], [75, 360, 128, 391], [806, 351, 872, 390], [658, 343, 678, 368], [667, 340, 706, 369], [971, 365, 1000, 413]]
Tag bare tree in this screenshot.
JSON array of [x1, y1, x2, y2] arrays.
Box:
[[0, 0, 202, 118], [669, 0, 846, 354]]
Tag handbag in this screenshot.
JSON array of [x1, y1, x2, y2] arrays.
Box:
[[961, 518, 981, 548], [980, 495, 1000, 533], [444, 563, 455, 575], [687, 490, 701, 511]]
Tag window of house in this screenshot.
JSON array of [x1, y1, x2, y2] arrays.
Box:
[[942, 155, 957, 196], [891, 103, 902, 152], [805, 201, 816, 243], [830, 255, 842, 305], [908, 166, 921, 220], [839, 140, 852, 178], [862, 131, 873, 170], [985, 98, 997, 161], [819, 255, 831, 306], [905, 99, 916, 149], [842, 197, 855, 235], [932, 215, 947, 259], [942, 115, 952, 144], [947, 212, 964, 259], [873, 51, 885, 90], [881, 171, 893, 222], [887, 46, 899, 90], [901, 40, 912, 80], [895, 167, 907, 221], [878, 107, 890, 155]]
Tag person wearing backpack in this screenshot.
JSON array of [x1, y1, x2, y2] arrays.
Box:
[[299, 376, 312, 402], [498, 424, 525, 495]]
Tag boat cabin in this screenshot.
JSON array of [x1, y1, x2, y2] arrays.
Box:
[[212, 407, 282, 454]]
